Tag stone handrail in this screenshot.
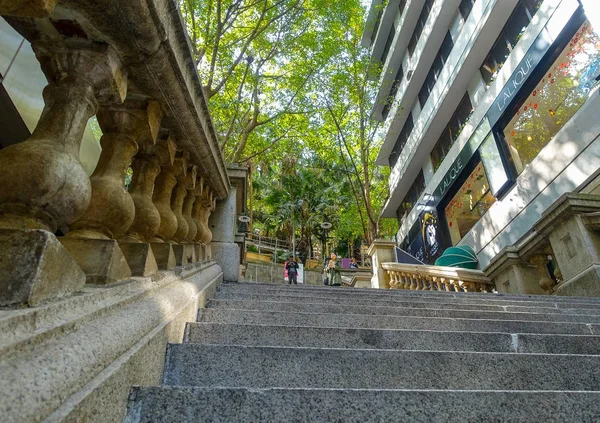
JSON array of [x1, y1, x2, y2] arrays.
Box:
[[381, 263, 494, 292]]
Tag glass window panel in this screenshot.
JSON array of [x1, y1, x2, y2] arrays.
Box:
[[444, 162, 496, 245], [459, 0, 475, 20], [480, 133, 509, 196], [479, 0, 539, 87], [502, 21, 600, 173]]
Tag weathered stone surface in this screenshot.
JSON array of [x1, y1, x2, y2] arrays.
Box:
[[171, 244, 189, 267], [208, 186, 236, 243], [0, 229, 85, 306], [555, 264, 600, 297], [186, 322, 515, 352], [153, 154, 187, 242], [124, 155, 162, 242], [0, 262, 223, 423], [187, 322, 600, 355], [163, 344, 600, 390], [0, 0, 57, 17], [126, 387, 600, 423], [193, 244, 203, 262], [0, 43, 126, 233], [60, 238, 132, 285], [151, 243, 176, 270], [193, 188, 213, 244], [207, 298, 600, 323], [219, 282, 600, 303], [198, 308, 599, 335], [212, 292, 600, 314], [211, 242, 240, 282], [119, 242, 159, 277]]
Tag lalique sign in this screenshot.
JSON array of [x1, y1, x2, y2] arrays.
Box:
[[434, 120, 491, 202], [487, 29, 552, 125]]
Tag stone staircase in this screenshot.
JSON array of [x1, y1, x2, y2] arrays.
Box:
[[124, 282, 600, 422]]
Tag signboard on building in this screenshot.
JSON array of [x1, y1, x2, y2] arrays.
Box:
[[487, 29, 552, 126]]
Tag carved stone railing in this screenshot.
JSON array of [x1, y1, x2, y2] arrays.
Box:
[[0, 0, 245, 307], [381, 263, 495, 293]]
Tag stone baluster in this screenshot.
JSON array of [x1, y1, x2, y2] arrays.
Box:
[[122, 137, 174, 243], [530, 254, 555, 294], [194, 186, 215, 247], [0, 42, 126, 306], [150, 148, 187, 269], [115, 101, 165, 277], [0, 0, 58, 17], [62, 102, 162, 284], [183, 172, 199, 244], [409, 275, 418, 290], [171, 165, 198, 266]]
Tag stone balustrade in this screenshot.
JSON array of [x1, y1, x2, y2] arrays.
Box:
[[484, 193, 600, 296], [0, 0, 244, 307], [381, 263, 495, 293]]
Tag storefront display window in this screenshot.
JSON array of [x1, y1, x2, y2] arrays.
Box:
[[502, 21, 600, 173], [480, 133, 510, 196], [444, 162, 496, 245]]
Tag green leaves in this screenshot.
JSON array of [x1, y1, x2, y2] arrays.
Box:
[[179, 0, 396, 251]]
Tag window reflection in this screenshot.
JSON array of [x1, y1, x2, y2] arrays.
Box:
[[503, 21, 600, 173], [444, 163, 496, 245]]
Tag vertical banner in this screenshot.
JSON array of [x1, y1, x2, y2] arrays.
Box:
[[297, 263, 304, 284], [420, 209, 442, 264]]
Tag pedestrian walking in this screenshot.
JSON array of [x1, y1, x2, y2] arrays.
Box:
[[285, 256, 299, 285], [327, 253, 342, 286]]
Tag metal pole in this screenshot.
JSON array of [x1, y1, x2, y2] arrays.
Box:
[[292, 207, 296, 260], [274, 238, 278, 263]]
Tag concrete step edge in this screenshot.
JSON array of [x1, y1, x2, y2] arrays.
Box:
[[184, 322, 600, 354]]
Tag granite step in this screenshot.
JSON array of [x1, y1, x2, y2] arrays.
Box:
[[216, 290, 600, 310], [185, 322, 600, 354], [198, 308, 600, 335], [207, 299, 600, 323], [125, 386, 600, 423], [162, 344, 600, 390], [220, 282, 600, 304]]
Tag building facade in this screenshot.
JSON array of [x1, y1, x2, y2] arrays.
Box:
[[363, 0, 600, 269]]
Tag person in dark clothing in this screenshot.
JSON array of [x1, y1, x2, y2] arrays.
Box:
[[285, 256, 299, 284]]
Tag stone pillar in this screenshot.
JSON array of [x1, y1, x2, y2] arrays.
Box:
[[62, 102, 161, 284], [367, 240, 397, 289], [209, 185, 239, 282], [484, 247, 546, 295], [0, 43, 126, 306], [150, 150, 187, 269]]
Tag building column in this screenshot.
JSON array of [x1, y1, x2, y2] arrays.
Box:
[[0, 43, 126, 306], [209, 185, 240, 282]]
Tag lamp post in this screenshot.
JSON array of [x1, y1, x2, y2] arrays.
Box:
[[321, 221, 332, 258]]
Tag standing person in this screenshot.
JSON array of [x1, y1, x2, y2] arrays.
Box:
[[327, 253, 342, 286], [285, 256, 299, 285], [323, 257, 330, 285]]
